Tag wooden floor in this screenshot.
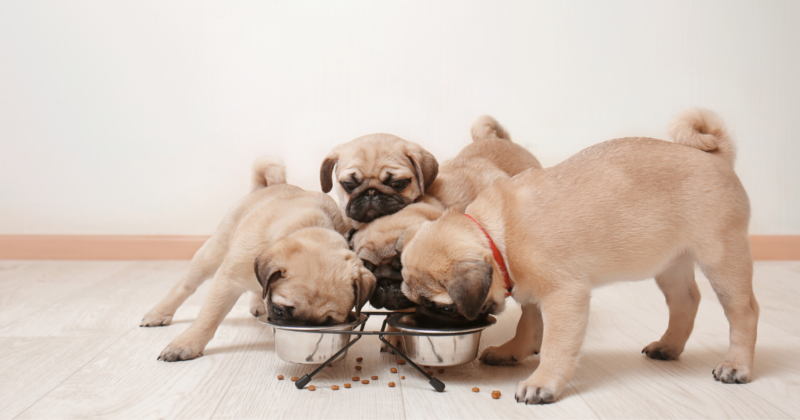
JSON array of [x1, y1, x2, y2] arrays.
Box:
[[0, 261, 798, 419]]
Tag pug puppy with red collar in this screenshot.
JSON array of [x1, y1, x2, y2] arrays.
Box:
[[401, 109, 758, 404]]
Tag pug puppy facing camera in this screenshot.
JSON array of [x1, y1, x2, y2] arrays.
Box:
[[320, 134, 439, 228], [141, 157, 376, 361]]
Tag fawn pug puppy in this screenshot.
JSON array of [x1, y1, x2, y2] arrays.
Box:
[[401, 109, 757, 404], [351, 116, 542, 311], [320, 134, 439, 228], [141, 157, 376, 361]]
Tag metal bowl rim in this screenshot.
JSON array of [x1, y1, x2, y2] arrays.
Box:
[[257, 313, 367, 331], [387, 314, 496, 334]]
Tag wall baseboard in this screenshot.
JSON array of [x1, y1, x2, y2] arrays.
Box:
[[0, 235, 798, 261], [0, 235, 210, 260]]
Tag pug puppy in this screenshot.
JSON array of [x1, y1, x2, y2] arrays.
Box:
[[320, 134, 439, 228], [352, 115, 542, 311], [401, 109, 757, 404], [141, 157, 376, 361], [426, 115, 542, 212]]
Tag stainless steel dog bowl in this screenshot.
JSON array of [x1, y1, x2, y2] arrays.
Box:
[[387, 313, 496, 367], [258, 313, 367, 364]]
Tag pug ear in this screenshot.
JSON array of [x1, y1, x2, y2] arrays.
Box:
[[406, 148, 438, 195], [352, 265, 377, 318], [320, 151, 339, 193], [254, 256, 284, 300], [448, 255, 493, 321]]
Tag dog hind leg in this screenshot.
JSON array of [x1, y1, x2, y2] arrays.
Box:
[[642, 252, 700, 360], [697, 235, 758, 384]]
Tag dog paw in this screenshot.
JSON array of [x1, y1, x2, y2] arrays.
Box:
[[158, 342, 203, 362], [249, 304, 266, 318], [480, 346, 523, 366], [380, 335, 404, 354], [140, 311, 173, 327], [515, 381, 558, 404], [642, 341, 681, 360], [713, 362, 750, 384]]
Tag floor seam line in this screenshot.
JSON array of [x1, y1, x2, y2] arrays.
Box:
[[11, 330, 132, 420]]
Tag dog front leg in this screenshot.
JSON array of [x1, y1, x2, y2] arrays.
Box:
[[515, 287, 590, 404], [480, 303, 543, 365], [158, 275, 243, 362]]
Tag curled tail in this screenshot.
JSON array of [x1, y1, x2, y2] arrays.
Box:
[[471, 115, 511, 142], [251, 156, 286, 191], [668, 109, 735, 164]]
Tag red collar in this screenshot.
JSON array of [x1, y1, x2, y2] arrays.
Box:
[[464, 214, 513, 297]]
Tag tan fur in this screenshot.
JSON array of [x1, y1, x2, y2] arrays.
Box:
[[141, 157, 375, 362], [401, 109, 757, 404], [352, 116, 541, 313], [320, 134, 438, 228], [427, 115, 542, 212]]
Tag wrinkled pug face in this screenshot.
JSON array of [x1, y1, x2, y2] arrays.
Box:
[[349, 201, 444, 310], [254, 227, 376, 326], [320, 134, 438, 225], [400, 210, 508, 322]]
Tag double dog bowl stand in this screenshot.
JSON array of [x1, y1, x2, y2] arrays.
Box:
[[292, 311, 448, 392]]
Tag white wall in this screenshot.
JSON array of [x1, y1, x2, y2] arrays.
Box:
[[1, 1, 798, 235]]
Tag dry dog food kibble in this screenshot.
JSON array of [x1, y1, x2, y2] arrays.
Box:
[[492, 390, 501, 399], [344, 383, 351, 389], [291, 377, 299, 381], [352, 376, 360, 381], [277, 375, 284, 380], [426, 371, 433, 375], [355, 366, 362, 370], [438, 369, 444, 374], [390, 368, 397, 373], [397, 360, 406, 365], [356, 357, 363, 362], [371, 376, 378, 380], [401, 376, 405, 380], [331, 385, 339, 390], [472, 387, 480, 392], [308, 385, 315, 391], [388, 382, 396, 387], [361, 379, 370, 384]]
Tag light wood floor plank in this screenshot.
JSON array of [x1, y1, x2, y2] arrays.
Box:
[[2, 261, 798, 419], [0, 335, 123, 419], [0, 261, 136, 330]]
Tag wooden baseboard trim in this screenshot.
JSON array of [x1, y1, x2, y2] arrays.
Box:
[[0, 235, 210, 260], [749, 235, 800, 261], [0, 235, 798, 261]]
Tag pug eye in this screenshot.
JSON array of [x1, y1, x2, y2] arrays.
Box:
[[438, 304, 456, 314], [390, 179, 410, 191], [361, 259, 376, 272], [271, 305, 293, 318], [341, 180, 357, 192]]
